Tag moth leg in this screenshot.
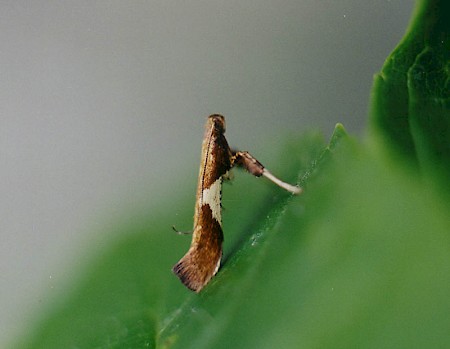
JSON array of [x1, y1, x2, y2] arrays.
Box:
[[231, 151, 302, 195], [172, 225, 192, 235], [222, 170, 234, 182]]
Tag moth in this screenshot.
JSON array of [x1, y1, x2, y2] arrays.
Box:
[[172, 114, 301, 292]]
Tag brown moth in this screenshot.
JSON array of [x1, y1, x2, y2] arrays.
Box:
[[172, 114, 301, 292]]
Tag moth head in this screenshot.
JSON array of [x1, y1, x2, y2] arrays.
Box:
[[207, 114, 226, 133]]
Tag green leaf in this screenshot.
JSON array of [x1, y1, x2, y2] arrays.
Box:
[[13, 126, 450, 348], [158, 127, 450, 349], [370, 0, 450, 192]]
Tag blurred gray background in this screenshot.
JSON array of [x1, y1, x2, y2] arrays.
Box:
[[1, 1, 413, 344]]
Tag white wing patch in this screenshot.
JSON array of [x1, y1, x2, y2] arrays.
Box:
[[202, 179, 222, 225]]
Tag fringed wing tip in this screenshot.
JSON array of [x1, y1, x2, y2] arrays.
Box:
[[172, 251, 221, 293], [172, 260, 202, 292]]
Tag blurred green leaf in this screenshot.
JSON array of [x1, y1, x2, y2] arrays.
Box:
[[157, 127, 450, 349], [370, 0, 450, 192], [13, 131, 327, 349], [13, 125, 450, 349]]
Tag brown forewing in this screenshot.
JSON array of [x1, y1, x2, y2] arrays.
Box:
[[173, 115, 232, 292]]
